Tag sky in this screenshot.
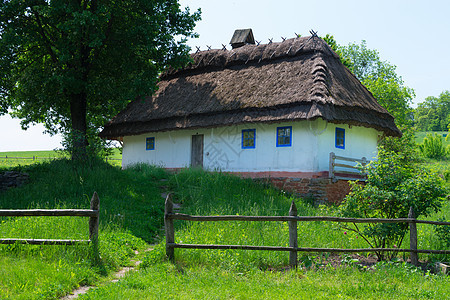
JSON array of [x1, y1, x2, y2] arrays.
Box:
[[1, 0, 449, 152]]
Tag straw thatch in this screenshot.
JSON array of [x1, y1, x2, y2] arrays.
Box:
[[100, 35, 401, 139]]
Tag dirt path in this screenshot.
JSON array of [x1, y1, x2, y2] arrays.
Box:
[[62, 190, 177, 299], [61, 249, 151, 299]]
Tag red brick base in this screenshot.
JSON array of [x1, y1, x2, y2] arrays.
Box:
[[253, 177, 363, 205]]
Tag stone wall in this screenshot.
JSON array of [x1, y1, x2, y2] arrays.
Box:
[[0, 171, 29, 191], [256, 176, 362, 205]]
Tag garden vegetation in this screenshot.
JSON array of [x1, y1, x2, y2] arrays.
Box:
[[1, 155, 448, 299]]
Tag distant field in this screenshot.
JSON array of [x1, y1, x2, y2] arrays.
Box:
[[0, 148, 122, 168]]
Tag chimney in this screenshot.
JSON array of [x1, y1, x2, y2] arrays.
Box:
[[230, 29, 255, 49]]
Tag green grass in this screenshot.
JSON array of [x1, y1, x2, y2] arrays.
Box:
[[79, 262, 449, 300], [0, 159, 162, 299], [0, 148, 122, 168], [0, 154, 448, 299]]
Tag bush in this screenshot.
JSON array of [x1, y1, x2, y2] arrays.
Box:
[[419, 133, 447, 159], [339, 149, 446, 260]]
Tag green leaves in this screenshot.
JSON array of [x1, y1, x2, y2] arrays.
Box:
[[414, 91, 450, 131], [339, 149, 447, 260], [0, 0, 201, 157], [419, 133, 447, 159]]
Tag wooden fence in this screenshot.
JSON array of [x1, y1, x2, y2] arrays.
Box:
[[0, 155, 121, 163], [0, 192, 100, 246], [0, 155, 57, 161], [329, 152, 368, 182], [164, 194, 450, 267]]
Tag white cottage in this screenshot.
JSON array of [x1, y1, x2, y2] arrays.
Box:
[[100, 30, 400, 203]]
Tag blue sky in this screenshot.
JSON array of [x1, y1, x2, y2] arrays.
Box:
[[1, 0, 449, 151]]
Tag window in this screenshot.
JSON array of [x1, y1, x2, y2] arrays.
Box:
[[335, 128, 345, 149], [277, 126, 292, 147], [242, 129, 256, 149], [146, 137, 155, 150]]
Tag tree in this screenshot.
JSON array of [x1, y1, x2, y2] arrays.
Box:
[[0, 0, 201, 159], [414, 91, 450, 131]]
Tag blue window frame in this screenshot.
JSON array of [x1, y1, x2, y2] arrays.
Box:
[[335, 128, 345, 149], [276, 126, 292, 147], [242, 129, 256, 149], [146, 137, 155, 150]]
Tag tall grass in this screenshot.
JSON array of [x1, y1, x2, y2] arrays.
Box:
[[79, 262, 450, 300], [0, 159, 164, 299], [0, 158, 448, 298]]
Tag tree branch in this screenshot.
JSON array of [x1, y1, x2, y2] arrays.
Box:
[[31, 8, 58, 64]]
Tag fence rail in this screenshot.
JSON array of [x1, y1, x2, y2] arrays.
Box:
[[164, 194, 450, 267], [329, 152, 368, 182], [0, 192, 100, 246], [0, 156, 121, 163]]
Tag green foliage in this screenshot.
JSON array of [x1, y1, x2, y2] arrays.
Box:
[[340, 149, 446, 260], [434, 218, 450, 249], [415, 91, 450, 131], [0, 0, 201, 156], [80, 261, 450, 299], [419, 133, 448, 159], [379, 126, 419, 163]]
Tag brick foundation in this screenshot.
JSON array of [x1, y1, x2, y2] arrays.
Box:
[[253, 176, 363, 205]]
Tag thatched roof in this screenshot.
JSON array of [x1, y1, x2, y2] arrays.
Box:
[[100, 35, 401, 140]]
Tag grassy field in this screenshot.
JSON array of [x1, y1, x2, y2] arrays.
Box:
[[0, 154, 449, 299], [0, 148, 122, 168]]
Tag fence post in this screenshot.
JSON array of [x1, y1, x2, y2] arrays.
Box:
[[89, 192, 100, 245], [329, 152, 335, 182], [165, 193, 175, 262], [289, 200, 298, 268], [408, 206, 418, 266]]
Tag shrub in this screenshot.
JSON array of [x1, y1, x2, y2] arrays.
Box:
[[419, 133, 447, 159], [339, 149, 446, 260]]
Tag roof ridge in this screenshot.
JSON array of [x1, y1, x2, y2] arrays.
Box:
[[162, 36, 339, 79]]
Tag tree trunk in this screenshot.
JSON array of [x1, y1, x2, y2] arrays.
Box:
[[70, 92, 89, 161]]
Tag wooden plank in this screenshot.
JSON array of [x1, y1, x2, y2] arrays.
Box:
[[170, 243, 294, 252], [334, 163, 358, 169], [288, 201, 298, 267], [334, 170, 364, 175], [168, 213, 419, 224], [334, 155, 366, 163], [89, 192, 100, 245], [334, 176, 367, 181], [169, 244, 450, 254], [0, 209, 98, 217], [408, 207, 419, 266], [0, 239, 90, 245], [165, 194, 175, 261]]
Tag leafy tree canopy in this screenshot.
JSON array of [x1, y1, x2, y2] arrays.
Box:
[[414, 90, 450, 131], [0, 0, 201, 158]]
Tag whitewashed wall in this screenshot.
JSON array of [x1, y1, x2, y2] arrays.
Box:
[[122, 118, 380, 173], [316, 119, 380, 171]]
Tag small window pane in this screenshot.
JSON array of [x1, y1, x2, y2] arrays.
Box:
[[277, 126, 292, 147], [242, 129, 256, 149], [335, 128, 345, 149], [146, 137, 155, 150]]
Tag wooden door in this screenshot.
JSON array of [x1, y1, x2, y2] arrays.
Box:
[[191, 134, 204, 168]]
